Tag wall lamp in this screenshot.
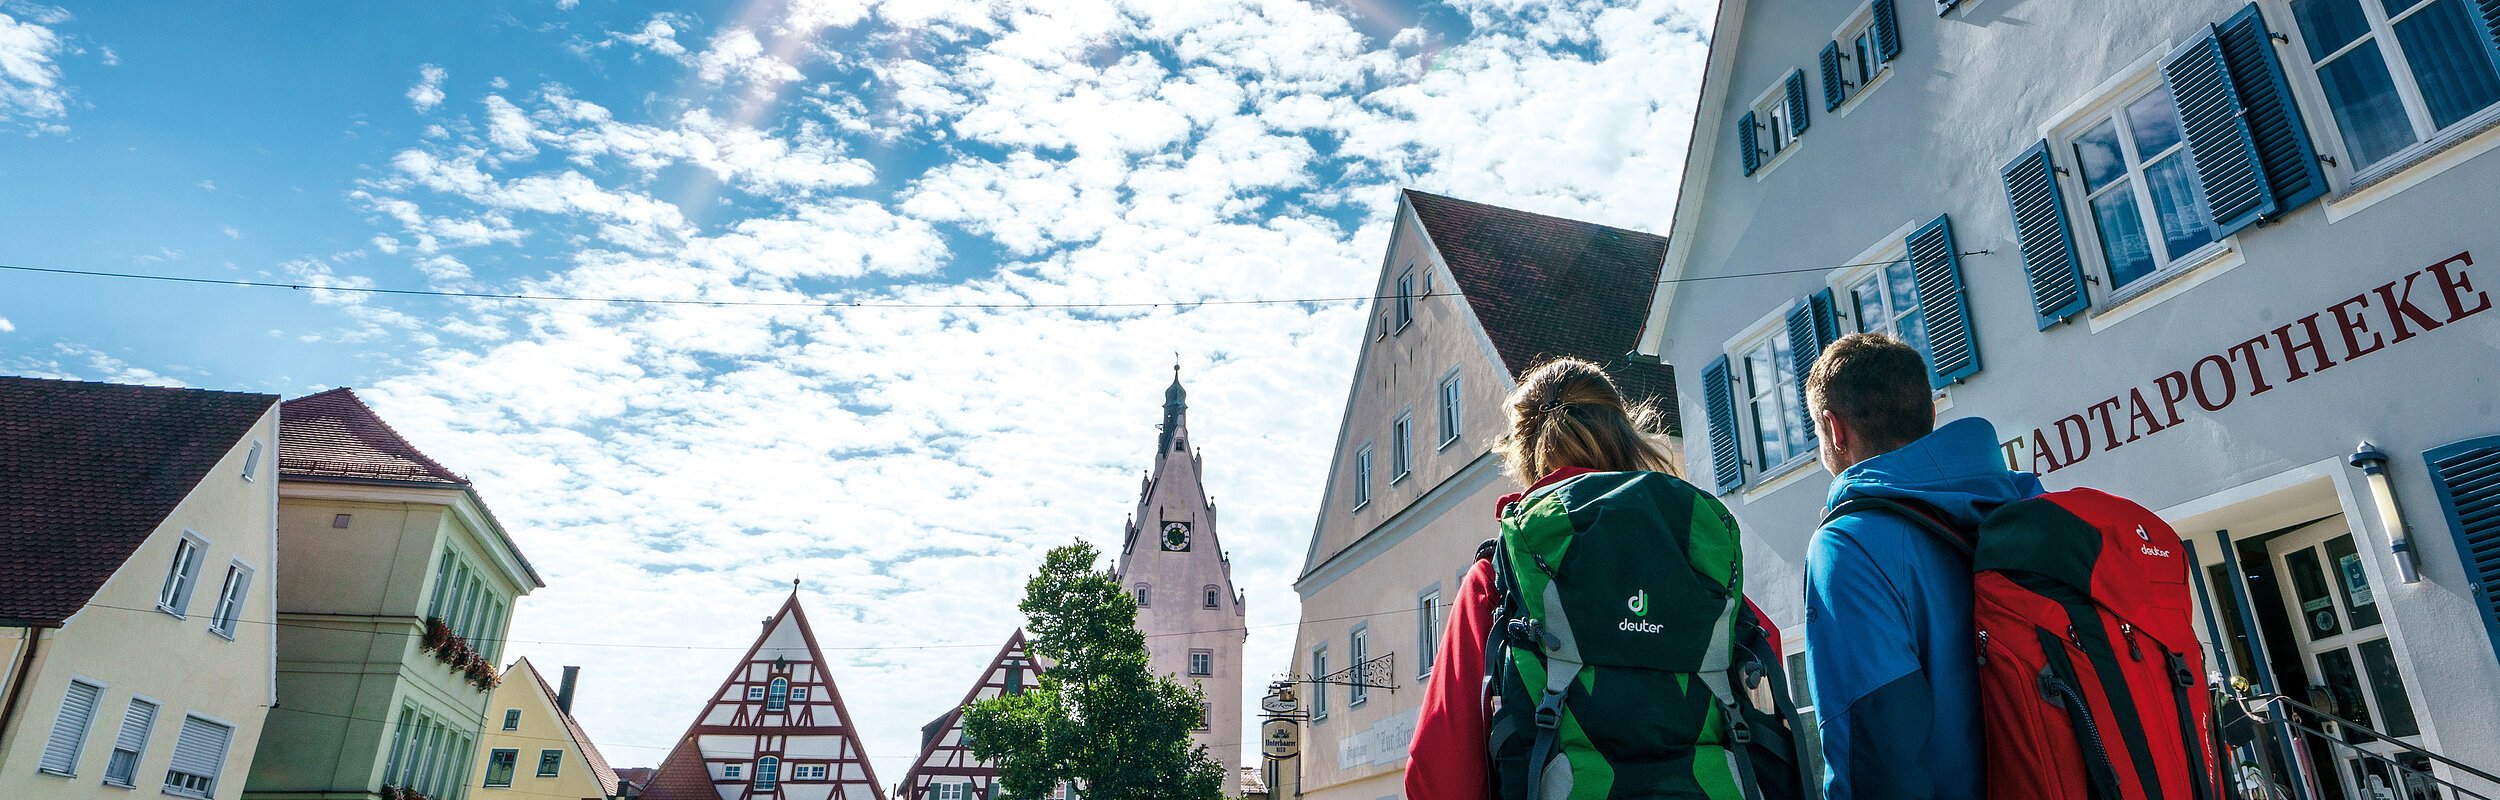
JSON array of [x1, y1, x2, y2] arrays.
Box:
[[2349, 442, 2423, 584]]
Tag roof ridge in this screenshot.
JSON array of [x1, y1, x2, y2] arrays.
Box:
[[1402, 188, 1668, 242], [278, 387, 469, 485]]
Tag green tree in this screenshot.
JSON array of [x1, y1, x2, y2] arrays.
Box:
[[964, 541, 1224, 800]]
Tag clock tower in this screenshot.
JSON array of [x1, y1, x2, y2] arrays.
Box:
[[1115, 366, 1247, 794]]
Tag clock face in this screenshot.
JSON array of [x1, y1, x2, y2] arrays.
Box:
[[1161, 522, 1191, 552]]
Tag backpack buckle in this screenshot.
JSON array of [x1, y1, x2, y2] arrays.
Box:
[[1533, 695, 1565, 731], [1505, 618, 1541, 647], [1726, 708, 1753, 743]]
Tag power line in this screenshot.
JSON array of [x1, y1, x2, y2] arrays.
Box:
[[0, 252, 1989, 312]]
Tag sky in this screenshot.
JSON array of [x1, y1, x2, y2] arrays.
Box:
[[0, 0, 1714, 782]]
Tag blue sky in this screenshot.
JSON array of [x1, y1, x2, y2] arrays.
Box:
[[0, 0, 1713, 779]]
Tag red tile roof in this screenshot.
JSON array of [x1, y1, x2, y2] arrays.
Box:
[[278, 387, 466, 485], [0, 377, 276, 626], [1404, 189, 1681, 433], [513, 658, 622, 797], [639, 739, 720, 800]]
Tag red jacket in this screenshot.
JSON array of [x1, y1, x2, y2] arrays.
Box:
[[1403, 468, 1779, 800]]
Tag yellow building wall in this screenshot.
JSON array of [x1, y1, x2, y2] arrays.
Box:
[[472, 660, 608, 800], [0, 408, 281, 800]]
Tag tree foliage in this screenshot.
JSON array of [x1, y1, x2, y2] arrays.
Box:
[[963, 540, 1224, 800]]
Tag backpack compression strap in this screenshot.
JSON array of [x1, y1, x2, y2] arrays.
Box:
[[1822, 497, 1976, 558]]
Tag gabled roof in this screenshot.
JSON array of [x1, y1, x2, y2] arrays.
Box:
[[1404, 189, 1681, 431], [279, 387, 466, 485], [641, 741, 718, 800], [512, 657, 622, 797], [643, 593, 886, 800], [898, 631, 1042, 798], [0, 376, 275, 627]]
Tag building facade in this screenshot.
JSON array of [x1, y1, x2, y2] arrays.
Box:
[[642, 593, 883, 800], [1645, 0, 2500, 794], [474, 659, 621, 800], [894, 632, 1037, 800], [245, 388, 544, 800], [1112, 371, 1248, 795], [1290, 191, 1675, 800], [0, 378, 282, 800]]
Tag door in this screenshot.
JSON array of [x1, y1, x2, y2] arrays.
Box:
[[2266, 521, 2436, 800]]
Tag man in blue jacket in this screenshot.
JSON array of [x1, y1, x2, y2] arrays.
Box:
[[1801, 333, 2042, 799]]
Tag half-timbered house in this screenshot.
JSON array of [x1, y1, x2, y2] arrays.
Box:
[[641, 593, 882, 800], [893, 632, 1039, 800]]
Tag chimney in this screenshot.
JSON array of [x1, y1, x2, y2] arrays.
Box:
[[558, 666, 581, 714]]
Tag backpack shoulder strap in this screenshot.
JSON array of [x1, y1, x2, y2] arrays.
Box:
[[1823, 496, 1976, 559]]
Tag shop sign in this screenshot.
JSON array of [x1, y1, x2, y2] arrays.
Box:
[[2002, 252, 2493, 474], [1261, 719, 1300, 759]]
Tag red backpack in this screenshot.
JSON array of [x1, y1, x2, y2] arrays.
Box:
[[1827, 488, 2227, 800]]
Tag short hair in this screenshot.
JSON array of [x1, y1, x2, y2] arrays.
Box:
[[1805, 333, 1934, 453]]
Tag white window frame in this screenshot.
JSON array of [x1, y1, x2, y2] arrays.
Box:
[[1393, 267, 1417, 333], [209, 559, 254, 639], [791, 687, 810, 701], [937, 781, 967, 800], [2049, 69, 2234, 307], [158, 531, 208, 618], [1348, 624, 1372, 708], [747, 686, 767, 701], [1390, 411, 1414, 484], [767, 677, 790, 711], [104, 695, 159, 787], [1189, 649, 1213, 676], [1723, 306, 1813, 482], [723, 764, 743, 779], [755, 756, 781, 790], [161, 712, 236, 799], [39, 677, 105, 777], [2275, 0, 2500, 185], [1417, 587, 1442, 679], [1831, 2, 1897, 114], [1351, 443, 1373, 510], [1310, 645, 1330, 721], [1747, 80, 1805, 176], [240, 440, 263, 482], [1437, 370, 1463, 448]]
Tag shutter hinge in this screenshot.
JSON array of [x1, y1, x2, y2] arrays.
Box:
[[2053, 166, 2070, 176], [2319, 154, 2339, 167], [2270, 32, 2289, 44]]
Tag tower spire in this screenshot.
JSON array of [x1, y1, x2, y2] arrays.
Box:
[[1160, 361, 1188, 454]]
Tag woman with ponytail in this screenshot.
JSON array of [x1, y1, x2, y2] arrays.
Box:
[[1404, 357, 1792, 800]]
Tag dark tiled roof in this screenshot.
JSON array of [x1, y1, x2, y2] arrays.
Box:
[[279, 387, 466, 485], [639, 739, 719, 800], [1404, 189, 1681, 434], [0, 377, 276, 626], [614, 767, 657, 793]]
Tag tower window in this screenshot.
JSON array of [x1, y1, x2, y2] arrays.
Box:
[[1134, 584, 1151, 608], [1204, 585, 1220, 608]]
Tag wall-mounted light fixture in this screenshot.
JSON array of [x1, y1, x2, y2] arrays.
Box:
[[2349, 442, 2423, 584]]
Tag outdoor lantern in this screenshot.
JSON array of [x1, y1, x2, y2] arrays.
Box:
[[2349, 442, 2423, 584]]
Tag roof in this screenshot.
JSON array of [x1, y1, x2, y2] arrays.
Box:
[[638, 740, 718, 800], [0, 376, 276, 626], [1240, 766, 1268, 795], [513, 658, 622, 797], [278, 387, 466, 485], [1403, 189, 1681, 433], [613, 767, 656, 792]]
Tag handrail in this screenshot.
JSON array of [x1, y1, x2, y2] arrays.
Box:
[[2227, 690, 2500, 788]]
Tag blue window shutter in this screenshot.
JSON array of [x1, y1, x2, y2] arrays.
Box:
[[1785, 293, 1838, 450], [1738, 111, 1761, 176], [2427, 436, 2500, 666], [2216, 4, 2329, 217], [1820, 42, 1847, 111], [2163, 4, 2327, 238], [2477, 0, 2500, 76], [1701, 355, 1743, 494], [1810, 287, 1841, 345], [1905, 215, 1980, 389], [2000, 140, 2090, 329], [1786, 71, 1811, 136], [1873, 0, 1903, 62]]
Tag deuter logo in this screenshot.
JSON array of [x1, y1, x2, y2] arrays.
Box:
[[1619, 590, 1662, 634], [2136, 526, 2171, 557]]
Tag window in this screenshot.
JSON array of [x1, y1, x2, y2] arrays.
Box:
[[1417, 589, 1442, 678], [1190, 649, 1213, 676], [792, 687, 810, 701], [1349, 626, 1371, 707], [2292, 0, 2500, 172], [796, 764, 828, 780], [1352, 444, 1373, 509], [2069, 83, 2218, 291], [163, 714, 233, 798], [484, 749, 519, 787], [39, 679, 103, 776], [427, 554, 455, 620], [209, 561, 252, 639], [1310, 646, 1330, 720], [767, 677, 790, 711], [1736, 332, 1810, 471], [724, 765, 743, 779], [937, 782, 968, 800], [1842, 13, 1892, 90], [1198, 702, 1212, 731], [158, 532, 207, 617], [1204, 585, 1221, 609], [241, 441, 263, 481], [1842, 258, 1930, 364], [1821, 0, 1902, 112], [1750, 87, 1801, 164], [538, 749, 563, 777], [383, 707, 416, 785], [1435, 375, 1466, 448], [1394, 268, 1417, 331], [1134, 584, 1151, 608], [755, 756, 781, 790], [746, 685, 766, 701], [1391, 411, 1414, 482], [502, 708, 521, 730], [104, 698, 158, 787]]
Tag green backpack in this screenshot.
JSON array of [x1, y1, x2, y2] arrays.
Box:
[[1483, 471, 1814, 800]]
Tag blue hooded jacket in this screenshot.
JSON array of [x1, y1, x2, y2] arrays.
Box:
[[1805, 417, 2043, 800]]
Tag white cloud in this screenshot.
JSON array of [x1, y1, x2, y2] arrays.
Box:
[[197, 179, 216, 190], [0, 316, 14, 333], [222, 225, 240, 238], [0, 5, 73, 133], [613, 15, 689, 59], [693, 27, 802, 87], [408, 63, 446, 112]]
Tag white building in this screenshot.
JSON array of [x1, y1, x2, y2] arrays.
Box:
[[643, 593, 884, 800], [1114, 370, 1249, 795]]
